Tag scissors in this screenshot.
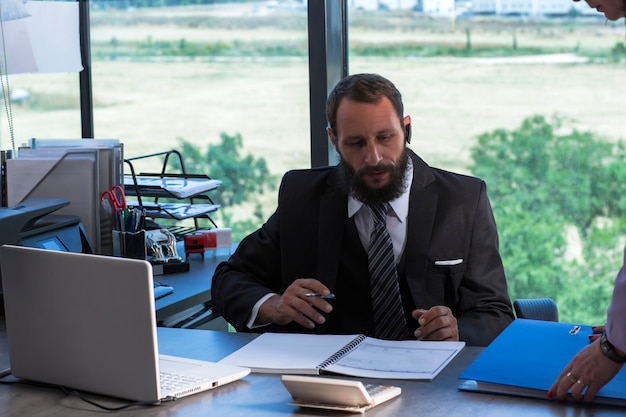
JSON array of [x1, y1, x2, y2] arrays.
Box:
[[101, 185, 128, 230], [100, 185, 127, 211]]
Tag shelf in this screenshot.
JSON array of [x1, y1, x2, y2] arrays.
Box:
[[124, 150, 221, 232], [126, 200, 219, 221], [124, 175, 222, 199]]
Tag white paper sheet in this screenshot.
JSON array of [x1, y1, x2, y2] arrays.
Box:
[[0, 18, 37, 73], [0, 1, 82, 74]]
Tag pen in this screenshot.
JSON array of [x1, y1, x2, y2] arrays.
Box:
[[305, 293, 335, 299]]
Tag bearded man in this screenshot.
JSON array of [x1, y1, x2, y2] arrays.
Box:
[[211, 73, 514, 347]]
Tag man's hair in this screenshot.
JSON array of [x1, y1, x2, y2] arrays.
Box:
[[326, 73, 404, 134]]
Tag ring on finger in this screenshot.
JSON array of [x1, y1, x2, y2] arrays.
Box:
[[566, 372, 578, 383], [576, 379, 585, 386]]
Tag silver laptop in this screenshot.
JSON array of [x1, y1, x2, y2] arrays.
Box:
[[0, 245, 249, 403]]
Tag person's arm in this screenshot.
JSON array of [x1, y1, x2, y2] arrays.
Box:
[[211, 168, 336, 332], [547, 248, 626, 403], [212, 228, 333, 331], [606, 247, 626, 354], [211, 215, 284, 331], [455, 181, 514, 346], [246, 293, 278, 329]]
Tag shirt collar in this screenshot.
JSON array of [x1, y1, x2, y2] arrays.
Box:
[[347, 158, 413, 221]]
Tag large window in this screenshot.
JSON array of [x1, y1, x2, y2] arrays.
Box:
[[88, 1, 310, 234], [3, 0, 625, 324], [0, 72, 81, 149], [348, 4, 626, 323], [1, 0, 310, 237]]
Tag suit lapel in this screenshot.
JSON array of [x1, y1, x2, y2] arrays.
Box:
[[316, 171, 347, 292], [404, 151, 438, 304]]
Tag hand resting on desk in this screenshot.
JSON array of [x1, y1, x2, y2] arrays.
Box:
[[412, 306, 459, 342]]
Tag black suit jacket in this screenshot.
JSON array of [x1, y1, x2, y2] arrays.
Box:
[[211, 150, 514, 346]]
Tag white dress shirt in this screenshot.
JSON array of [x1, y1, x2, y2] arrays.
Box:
[[348, 158, 413, 263]]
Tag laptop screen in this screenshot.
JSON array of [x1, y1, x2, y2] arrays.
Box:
[[0, 245, 162, 401]]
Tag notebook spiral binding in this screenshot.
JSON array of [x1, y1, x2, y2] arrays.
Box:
[[317, 334, 368, 370]]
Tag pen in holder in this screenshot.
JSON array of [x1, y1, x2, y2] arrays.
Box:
[[112, 229, 147, 260]]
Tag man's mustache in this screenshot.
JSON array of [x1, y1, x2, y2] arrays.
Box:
[[355, 163, 395, 177]]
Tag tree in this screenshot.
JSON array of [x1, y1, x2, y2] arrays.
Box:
[[470, 115, 626, 323], [177, 133, 276, 241]]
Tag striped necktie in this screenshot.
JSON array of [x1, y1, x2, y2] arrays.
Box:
[[367, 202, 408, 340]]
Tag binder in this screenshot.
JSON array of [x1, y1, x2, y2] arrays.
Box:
[[458, 319, 626, 406]]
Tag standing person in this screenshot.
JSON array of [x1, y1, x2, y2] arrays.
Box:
[[573, 0, 626, 20], [211, 73, 514, 347], [549, 0, 626, 403]]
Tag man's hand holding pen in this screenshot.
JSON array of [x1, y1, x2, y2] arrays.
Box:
[[257, 278, 334, 329]]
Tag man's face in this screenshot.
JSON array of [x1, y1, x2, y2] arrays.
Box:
[[328, 96, 410, 203], [576, 0, 626, 20]]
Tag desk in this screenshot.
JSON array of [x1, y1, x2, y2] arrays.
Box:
[[153, 246, 233, 328], [0, 320, 624, 417]]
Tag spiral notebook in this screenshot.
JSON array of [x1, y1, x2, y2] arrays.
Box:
[[219, 333, 464, 380]]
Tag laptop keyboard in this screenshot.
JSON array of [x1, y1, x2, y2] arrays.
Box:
[[160, 371, 205, 391]]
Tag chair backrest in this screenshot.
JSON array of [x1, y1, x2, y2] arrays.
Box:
[[513, 298, 559, 322]]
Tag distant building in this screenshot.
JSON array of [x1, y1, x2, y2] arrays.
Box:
[[422, 0, 455, 15], [347, 0, 455, 15], [346, 0, 602, 17], [347, 0, 418, 11], [472, 0, 599, 16]]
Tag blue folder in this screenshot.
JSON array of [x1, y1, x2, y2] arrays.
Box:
[[458, 319, 626, 406]]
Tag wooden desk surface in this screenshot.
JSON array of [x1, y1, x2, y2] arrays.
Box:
[[0, 321, 624, 417]]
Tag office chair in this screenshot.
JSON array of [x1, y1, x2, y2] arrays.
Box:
[[513, 298, 559, 322]]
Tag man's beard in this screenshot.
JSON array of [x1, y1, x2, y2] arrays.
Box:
[[337, 150, 409, 205]]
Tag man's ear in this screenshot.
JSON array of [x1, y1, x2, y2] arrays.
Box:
[[403, 115, 412, 144], [327, 127, 338, 149]]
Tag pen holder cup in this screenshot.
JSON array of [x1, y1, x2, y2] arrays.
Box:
[[112, 230, 147, 260]]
